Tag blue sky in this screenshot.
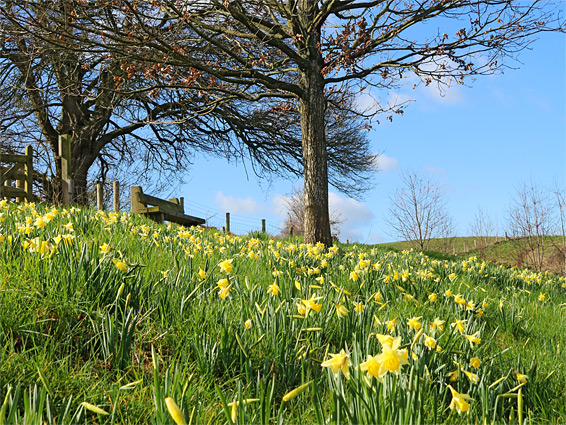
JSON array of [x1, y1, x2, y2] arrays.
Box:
[[178, 30, 565, 243]]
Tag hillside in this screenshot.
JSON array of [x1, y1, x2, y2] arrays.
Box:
[[1, 201, 565, 424], [377, 236, 566, 275]]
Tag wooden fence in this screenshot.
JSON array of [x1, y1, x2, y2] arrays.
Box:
[[0, 145, 34, 202], [1, 140, 273, 234]]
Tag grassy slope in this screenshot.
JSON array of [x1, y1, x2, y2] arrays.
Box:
[[0, 202, 565, 424], [377, 236, 566, 275]]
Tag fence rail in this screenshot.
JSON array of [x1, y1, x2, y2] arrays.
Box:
[[0, 145, 34, 202]]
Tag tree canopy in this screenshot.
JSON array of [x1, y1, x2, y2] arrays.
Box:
[[0, 0, 376, 204]]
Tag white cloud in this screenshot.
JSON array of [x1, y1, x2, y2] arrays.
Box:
[[410, 56, 466, 105], [329, 192, 374, 223], [271, 194, 290, 219], [424, 166, 446, 176], [374, 154, 399, 172], [329, 192, 374, 242], [422, 81, 464, 104], [215, 191, 264, 215]]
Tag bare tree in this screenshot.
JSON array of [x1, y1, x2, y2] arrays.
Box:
[[279, 187, 342, 240], [41, 0, 564, 245], [507, 181, 554, 271], [469, 206, 497, 259], [386, 171, 453, 250], [551, 181, 566, 274]]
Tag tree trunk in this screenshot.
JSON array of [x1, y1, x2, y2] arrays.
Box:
[[71, 146, 97, 206], [72, 166, 90, 205], [299, 67, 332, 246], [48, 133, 97, 206]]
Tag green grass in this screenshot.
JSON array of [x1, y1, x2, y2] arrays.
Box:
[[1, 201, 565, 424], [377, 236, 566, 275]]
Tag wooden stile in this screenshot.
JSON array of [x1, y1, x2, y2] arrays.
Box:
[[131, 186, 204, 227], [0, 145, 34, 202]]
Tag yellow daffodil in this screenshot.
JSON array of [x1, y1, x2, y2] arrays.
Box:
[[374, 291, 382, 302], [334, 303, 348, 318], [165, 397, 187, 425], [197, 268, 206, 280], [430, 318, 445, 332], [350, 270, 359, 281], [301, 295, 322, 314], [454, 294, 466, 305], [359, 354, 382, 379], [112, 258, 128, 272], [244, 319, 252, 330], [464, 332, 481, 347], [514, 371, 528, 384], [218, 259, 234, 274], [228, 399, 259, 423], [321, 349, 350, 379], [267, 282, 280, 296], [217, 278, 229, 289], [470, 357, 481, 369], [219, 284, 232, 299], [81, 402, 109, 416], [282, 381, 312, 402], [376, 334, 395, 347], [451, 319, 467, 334], [373, 336, 409, 378], [428, 293, 438, 302], [407, 316, 422, 331], [386, 318, 397, 331], [424, 334, 436, 350], [447, 385, 472, 414]]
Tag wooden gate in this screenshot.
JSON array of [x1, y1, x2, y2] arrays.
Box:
[[0, 145, 34, 202]]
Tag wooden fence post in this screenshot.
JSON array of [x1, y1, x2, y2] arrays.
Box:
[[96, 182, 104, 210], [58, 134, 72, 205], [262, 219, 266, 233], [130, 186, 143, 213], [225, 212, 230, 234], [25, 145, 33, 202], [15, 179, 23, 203], [113, 181, 120, 211]]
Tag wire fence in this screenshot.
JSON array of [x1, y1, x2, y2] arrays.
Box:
[[179, 199, 281, 236], [90, 182, 282, 236]]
